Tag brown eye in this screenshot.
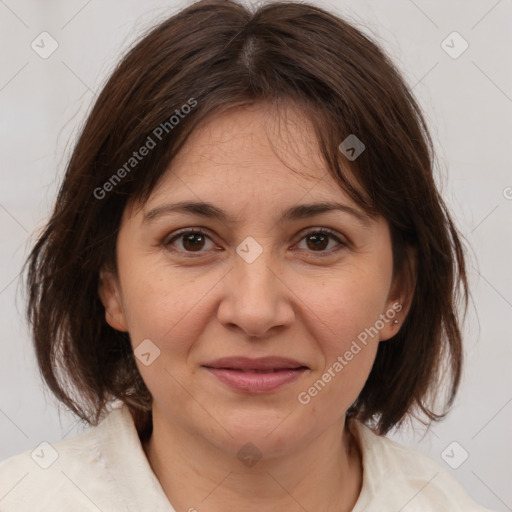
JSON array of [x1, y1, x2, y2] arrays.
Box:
[[305, 233, 330, 251], [183, 233, 205, 251], [296, 229, 347, 255], [164, 230, 214, 253]]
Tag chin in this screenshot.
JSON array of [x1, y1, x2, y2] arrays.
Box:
[[210, 411, 313, 457]]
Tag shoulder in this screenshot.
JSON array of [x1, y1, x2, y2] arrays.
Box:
[[350, 420, 496, 512], [0, 408, 129, 511]]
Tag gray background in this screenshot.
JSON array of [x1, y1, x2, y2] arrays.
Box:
[[1, 0, 511, 510]]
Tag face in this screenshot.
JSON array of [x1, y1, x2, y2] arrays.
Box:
[[99, 102, 407, 459]]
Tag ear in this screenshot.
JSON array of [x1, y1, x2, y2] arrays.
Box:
[[98, 266, 129, 332], [379, 246, 416, 342]]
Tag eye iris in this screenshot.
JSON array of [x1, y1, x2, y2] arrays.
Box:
[[307, 233, 329, 251], [183, 233, 205, 251]]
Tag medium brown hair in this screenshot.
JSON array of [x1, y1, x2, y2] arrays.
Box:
[[23, 0, 468, 437]]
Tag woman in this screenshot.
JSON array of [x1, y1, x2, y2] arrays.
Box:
[[0, 0, 496, 510]]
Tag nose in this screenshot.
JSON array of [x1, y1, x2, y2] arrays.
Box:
[[217, 246, 295, 338]]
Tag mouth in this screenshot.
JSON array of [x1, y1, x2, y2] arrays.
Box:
[[202, 356, 309, 393], [203, 356, 308, 371], [205, 367, 307, 373]]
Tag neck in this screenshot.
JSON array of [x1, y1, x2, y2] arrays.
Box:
[[142, 412, 363, 512]]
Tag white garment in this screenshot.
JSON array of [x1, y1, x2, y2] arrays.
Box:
[[0, 405, 495, 511]]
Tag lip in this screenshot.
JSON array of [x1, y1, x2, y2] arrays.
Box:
[[202, 356, 309, 393], [204, 367, 307, 393], [203, 356, 308, 371]]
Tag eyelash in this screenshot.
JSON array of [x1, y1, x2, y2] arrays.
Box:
[[163, 228, 348, 258]]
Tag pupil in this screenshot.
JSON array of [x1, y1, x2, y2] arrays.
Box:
[[184, 233, 204, 251], [308, 234, 327, 251]]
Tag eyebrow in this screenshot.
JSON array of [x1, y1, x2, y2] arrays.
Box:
[[142, 200, 373, 227]]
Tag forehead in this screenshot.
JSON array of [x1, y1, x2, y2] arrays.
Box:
[[180, 103, 321, 175], [147, 102, 357, 206]]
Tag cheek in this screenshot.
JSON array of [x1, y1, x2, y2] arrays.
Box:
[[296, 262, 392, 347], [297, 289, 382, 420], [292, 262, 390, 410], [118, 259, 221, 353], [120, 270, 218, 409]]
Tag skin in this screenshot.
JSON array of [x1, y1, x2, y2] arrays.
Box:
[[99, 101, 413, 512]]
